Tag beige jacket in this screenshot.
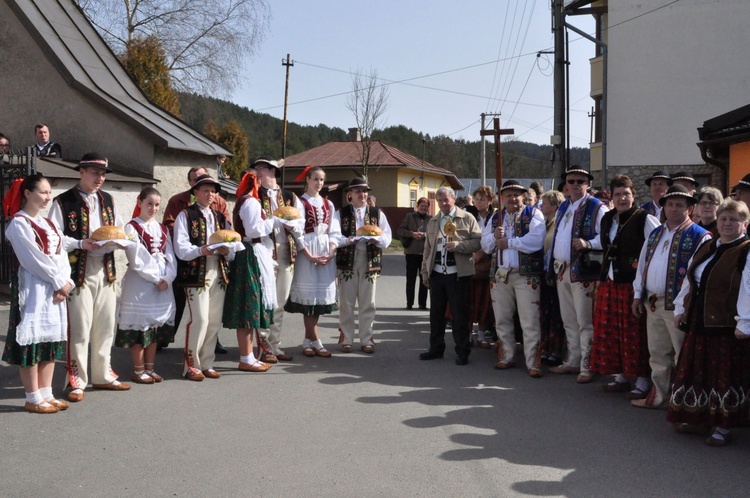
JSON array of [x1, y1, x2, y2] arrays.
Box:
[[421, 207, 482, 281]]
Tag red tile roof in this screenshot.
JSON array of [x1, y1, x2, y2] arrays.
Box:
[[281, 140, 463, 189]]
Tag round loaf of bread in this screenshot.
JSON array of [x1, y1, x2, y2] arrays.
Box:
[[91, 225, 126, 241], [273, 205, 302, 220], [356, 224, 383, 237], [208, 229, 242, 245]]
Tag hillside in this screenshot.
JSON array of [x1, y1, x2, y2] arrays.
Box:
[[179, 92, 590, 180]]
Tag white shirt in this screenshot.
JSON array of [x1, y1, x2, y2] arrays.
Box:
[[331, 205, 393, 251], [736, 251, 750, 335], [264, 187, 305, 244], [481, 208, 545, 270], [552, 194, 607, 262], [173, 203, 235, 262], [48, 188, 123, 256]]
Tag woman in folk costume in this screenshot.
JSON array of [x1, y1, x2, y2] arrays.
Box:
[[284, 166, 340, 357], [116, 187, 177, 384], [223, 171, 276, 372], [2, 173, 74, 413]]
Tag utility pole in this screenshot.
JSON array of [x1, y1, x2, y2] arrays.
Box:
[[480, 112, 501, 188], [480, 117, 514, 186], [281, 53, 294, 188], [552, 0, 566, 178]]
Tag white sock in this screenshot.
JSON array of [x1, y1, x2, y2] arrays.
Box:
[[311, 340, 324, 350], [302, 338, 311, 348], [714, 427, 730, 435], [241, 353, 257, 364], [25, 391, 44, 405], [614, 373, 627, 383], [635, 377, 650, 391], [39, 387, 53, 401]]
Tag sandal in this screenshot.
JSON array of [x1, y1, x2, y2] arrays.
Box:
[[146, 371, 163, 383], [303, 346, 315, 357], [625, 386, 649, 400], [131, 372, 155, 385], [706, 429, 731, 447], [341, 344, 353, 353], [313, 347, 332, 358]]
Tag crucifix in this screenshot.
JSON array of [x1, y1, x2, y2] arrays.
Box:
[[480, 117, 514, 186]]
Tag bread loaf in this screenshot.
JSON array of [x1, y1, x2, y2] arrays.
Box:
[[91, 225, 126, 241], [356, 225, 383, 237], [273, 206, 301, 220], [209, 229, 242, 245]]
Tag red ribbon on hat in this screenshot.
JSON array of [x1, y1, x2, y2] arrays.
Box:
[[294, 165, 314, 183], [132, 202, 141, 219], [3, 177, 24, 218], [236, 171, 259, 200]]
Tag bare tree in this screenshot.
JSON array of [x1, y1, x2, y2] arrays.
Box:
[[345, 68, 390, 180], [75, 0, 271, 96]]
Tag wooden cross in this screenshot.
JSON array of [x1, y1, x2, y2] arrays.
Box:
[[480, 117, 514, 187]]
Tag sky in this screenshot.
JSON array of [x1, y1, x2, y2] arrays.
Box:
[[232, 1, 596, 148]]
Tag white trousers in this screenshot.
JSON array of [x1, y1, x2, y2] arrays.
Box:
[[645, 296, 685, 399], [66, 256, 117, 388], [556, 265, 595, 373], [263, 244, 293, 355], [338, 249, 377, 346], [490, 271, 542, 369], [183, 258, 226, 374]]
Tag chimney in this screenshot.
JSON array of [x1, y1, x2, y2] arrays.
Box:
[[348, 127, 362, 142]]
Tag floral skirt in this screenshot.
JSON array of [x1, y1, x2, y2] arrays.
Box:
[[590, 279, 650, 377], [667, 331, 750, 429], [115, 324, 174, 348], [223, 244, 273, 329], [1, 277, 63, 366]]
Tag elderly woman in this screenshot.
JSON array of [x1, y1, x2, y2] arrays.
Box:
[[695, 186, 723, 238], [538, 190, 567, 365], [667, 199, 750, 446], [398, 197, 430, 310], [590, 175, 659, 397], [466, 186, 496, 347]]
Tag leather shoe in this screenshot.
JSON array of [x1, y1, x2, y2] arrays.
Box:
[[276, 352, 294, 361], [47, 398, 70, 411], [631, 388, 666, 409], [201, 369, 221, 379], [548, 365, 580, 375], [92, 381, 131, 391], [66, 388, 84, 402], [313, 347, 332, 358], [214, 342, 228, 354], [261, 353, 278, 364], [576, 372, 594, 384], [24, 401, 59, 414], [341, 344, 353, 353], [238, 361, 271, 372], [455, 357, 469, 366], [419, 350, 444, 360], [184, 370, 205, 382], [361, 345, 374, 354], [495, 360, 515, 370], [131, 372, 155, 385], [528, 367, 544, 378]]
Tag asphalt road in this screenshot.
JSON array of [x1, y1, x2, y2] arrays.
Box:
[[0, 254, 746, 497]]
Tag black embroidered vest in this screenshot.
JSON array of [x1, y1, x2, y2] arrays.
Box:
[[600, 207, 648, 283], [335, 204, 382, 276], [175, 204, 230, 288]]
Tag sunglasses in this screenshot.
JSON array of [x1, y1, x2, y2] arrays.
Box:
[[567, 179, 587, 185]]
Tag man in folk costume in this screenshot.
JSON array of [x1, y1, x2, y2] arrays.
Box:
[[631, 184, 711, 408], [671, 171, 699, 196], [640, 171, 672, 221], [49, 152, 128, 401], [252, 156, 304, 362], [333, 178, 392, 354], [173, 174, 236, 381], [419, 186, 482, 365], [731, 173, 750, 209], [481, 180, 546, 377], [547, 166, 608, 383]]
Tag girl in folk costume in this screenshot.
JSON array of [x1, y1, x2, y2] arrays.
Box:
[[284, 166, 340, 357], [2, 174, 74, 413], [223, 171, 276, 372], [116, 187, 177, 384]]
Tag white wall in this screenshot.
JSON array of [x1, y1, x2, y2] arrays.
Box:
[[606, 0, 750, 167]]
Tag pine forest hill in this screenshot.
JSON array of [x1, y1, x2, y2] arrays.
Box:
[[179, 92, 590, 181]]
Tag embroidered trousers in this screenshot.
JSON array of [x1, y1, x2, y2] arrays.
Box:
[[646, 295, 685, 401], [557, 265, 595, 373], [66, 256, 117, 388], [183, 258, 226, 375], [491, 271, 542, 369], [338, 249, 377, 346]]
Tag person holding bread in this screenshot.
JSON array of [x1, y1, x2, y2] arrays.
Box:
[[173, 174, 237, 381], [332, 178, 392, 353], [49, 152, 129, 401]]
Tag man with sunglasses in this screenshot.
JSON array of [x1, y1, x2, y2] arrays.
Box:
[[547, 167, 608, 383]]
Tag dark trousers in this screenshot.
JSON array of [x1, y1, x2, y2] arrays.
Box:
[[429, 271, 471, 358], [405, 254, 428, 308]]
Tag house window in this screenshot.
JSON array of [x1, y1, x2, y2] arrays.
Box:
[[410, 189, 417, 208]]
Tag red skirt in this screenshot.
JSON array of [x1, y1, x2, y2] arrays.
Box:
[[468, 278, 494, 329], [590, 279, 650, 377], [667, 331, 750, 429]]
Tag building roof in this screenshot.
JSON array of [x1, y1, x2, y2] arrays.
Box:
[[698, 103, 750, 143], [36, 157, 155, 183], [280, 140, 464, 190], [8, 0, 230, 157]]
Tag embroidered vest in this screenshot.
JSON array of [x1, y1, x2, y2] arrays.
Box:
[[600, 207, 648, 283], [56, 188, 116, 287], [682, 237, 750, 333], [258, 186, 297, 262], [300, 197, 331, 233], [175, 204, 230, 288], [335, 204, 382, 276], [128, 221, 168, 254], [640, 221, 708, 310], [14, 215, 62, 255], [549, 195, 603, 282], [489, 206, 544, 277]]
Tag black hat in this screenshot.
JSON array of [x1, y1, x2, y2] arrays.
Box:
[[251, 155, 282, 170], [645, 171, 673, 187], [659, 184, 698, 207], [191, 174, 222, 194], [561, 165, 594, 181], [730, 173, 750, 191], [345, 178, 371, 191], [75, 152, 112, 173], [671, 171, 699, 188], [499, 180, 527, 193]]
